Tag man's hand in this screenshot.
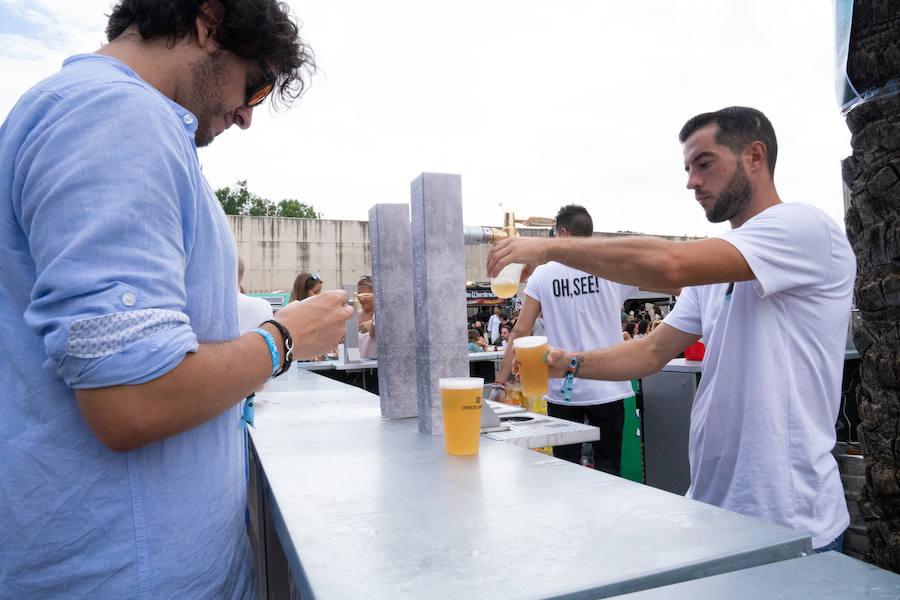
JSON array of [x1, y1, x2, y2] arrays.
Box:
[[486, 237, 554, 279], [275, 290, 354, 358], [546, 347, 571, 379]]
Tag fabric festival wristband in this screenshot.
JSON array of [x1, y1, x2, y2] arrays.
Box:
[[253, 328, 280, 379], [559, 354, 579, 402], [262, 319, 294, 377], [239, 393, 255, 430]]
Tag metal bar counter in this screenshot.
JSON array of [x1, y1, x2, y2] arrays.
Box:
[[613, 551, 900, 599], [296, 350, 505, 372], [249, 368, 811, 600]]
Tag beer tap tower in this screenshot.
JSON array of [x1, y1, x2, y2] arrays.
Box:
[[367, 172, 554, 434], [462, 213, 556, 246]]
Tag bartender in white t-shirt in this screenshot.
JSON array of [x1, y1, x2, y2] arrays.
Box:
[[486, 107, 855, 552]]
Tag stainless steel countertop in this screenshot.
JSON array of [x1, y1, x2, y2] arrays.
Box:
[[250, 368, 811, 599], [613, 551, 900, 599]]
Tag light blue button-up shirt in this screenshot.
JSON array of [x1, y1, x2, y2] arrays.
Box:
[[0, 55, 253, 598]]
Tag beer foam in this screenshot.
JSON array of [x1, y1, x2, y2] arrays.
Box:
[[439, 377, 484, 389], [513, 335, 548, 349]]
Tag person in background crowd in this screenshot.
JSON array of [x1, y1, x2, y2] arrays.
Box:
[[289, 271, 324, 302], [0, 1, 353, 596], [487, 106, 854, 552], [487, 305, 502, 344], [237, 256, 273, 334], [623, 321, 637, 341], [499, 323, 512, 350], [635, 318, 651, 339], [499, 311, 511, 335], [468, 328, 486, 352], [473, 319, 484, 335], [357, 275, 376, 359]]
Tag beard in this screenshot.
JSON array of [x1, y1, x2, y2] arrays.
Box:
[[706, 162, 752, 223], [189, 51, 229, 147]]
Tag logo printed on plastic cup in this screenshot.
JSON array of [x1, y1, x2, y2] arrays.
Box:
[[439, 377, 483, 455]]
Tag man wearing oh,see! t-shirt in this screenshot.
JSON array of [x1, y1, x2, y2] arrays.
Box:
[[493, 204, 678, 475], [487, 107, 855, 552]]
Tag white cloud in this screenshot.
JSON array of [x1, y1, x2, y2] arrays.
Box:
[[2, 0, 852, 237]]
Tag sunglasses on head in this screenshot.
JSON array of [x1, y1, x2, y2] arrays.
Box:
[[246, 58, 275, 108], [309, 273, 320, 281]]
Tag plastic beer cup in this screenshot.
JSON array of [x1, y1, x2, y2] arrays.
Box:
[[514, 336, 549, 398], [439, 377, 484, 455], [490, 263, 523, 299]]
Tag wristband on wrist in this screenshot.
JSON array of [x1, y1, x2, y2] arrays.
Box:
[[559, 353, 581, 403], [252, 328, 280, 379], [239, 393, 255, 430], [262, 319, 293, 377]]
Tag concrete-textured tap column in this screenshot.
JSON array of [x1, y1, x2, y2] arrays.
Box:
[[410, 173, 469, 435], [368, 203, 418, 419]]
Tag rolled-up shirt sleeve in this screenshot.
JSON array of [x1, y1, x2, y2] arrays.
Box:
[[15, 81, 201, 388]]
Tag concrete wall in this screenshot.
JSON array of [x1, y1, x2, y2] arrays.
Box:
[[229, 215, 702, 294]]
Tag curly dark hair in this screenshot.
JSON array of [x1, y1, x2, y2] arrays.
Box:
[[105, 0, 316, 106]]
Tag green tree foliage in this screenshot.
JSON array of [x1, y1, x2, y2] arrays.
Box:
[[215, 180, 321, 218], [277, 198, 320, 218]]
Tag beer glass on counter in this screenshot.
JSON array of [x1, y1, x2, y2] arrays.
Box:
[[513, 335, 549, 398], [439, 377, 484, 455]]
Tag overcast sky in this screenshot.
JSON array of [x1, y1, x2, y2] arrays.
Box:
[[1, 0, 851, 238]]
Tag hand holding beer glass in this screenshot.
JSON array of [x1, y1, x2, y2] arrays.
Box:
[[513, 336, 549, 398], [439, 377, 484, 455]]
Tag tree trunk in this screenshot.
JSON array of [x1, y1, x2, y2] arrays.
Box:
[[841, 0, 900, 572]]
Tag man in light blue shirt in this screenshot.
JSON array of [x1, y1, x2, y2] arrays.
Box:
[[0, 1, 352, 597]]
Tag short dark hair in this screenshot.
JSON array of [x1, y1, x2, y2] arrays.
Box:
[[106, 0, 316, 106], [679, 106, 777, 177], [555, 204, 593, 237]]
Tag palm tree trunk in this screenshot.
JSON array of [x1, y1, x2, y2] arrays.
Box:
[[841, 0, 900, 572]]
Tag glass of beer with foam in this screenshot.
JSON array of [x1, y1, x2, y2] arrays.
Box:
[[439, 377, 484, 455], [490, 262, 523, 299], [513, 335, 549, 398]]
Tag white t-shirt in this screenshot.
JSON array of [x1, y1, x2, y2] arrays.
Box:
[[663, 203, 854, 547], [237, 293, 274, 335], [525, 261, 638, 406], [487, 314, 501, 343]]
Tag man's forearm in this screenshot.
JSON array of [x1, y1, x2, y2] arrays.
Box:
[[550, 324, 700, 383], [75, 325, 280, 452], [574, 337, 670, 382], [545, 237, 686, 290]]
